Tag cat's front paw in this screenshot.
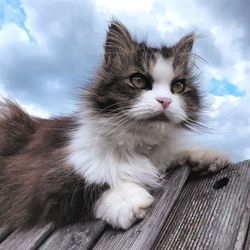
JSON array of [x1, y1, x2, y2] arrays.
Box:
[[94, 182, 154, 229], [186, 149, 231, 175]]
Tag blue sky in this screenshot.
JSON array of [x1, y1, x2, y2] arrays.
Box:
[[0, 0, 250, 161], [209, 79, 245, 97], [0, 0, 25, 28]]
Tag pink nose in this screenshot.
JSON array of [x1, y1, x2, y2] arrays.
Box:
[[156, 97, 172, 109]]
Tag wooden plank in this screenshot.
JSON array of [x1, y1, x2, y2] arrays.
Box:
[[0, 223, 55, 250], [244, 224, 250, 250], [93, 166, 190, 250], [154, 160, 250, 250], [236, 184, 250, 250], [0, 227, 12, 243], [39, 220, 106, 250]]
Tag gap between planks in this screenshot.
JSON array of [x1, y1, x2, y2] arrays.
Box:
[[0, 223, 55, 250], [39, 220, 106, 250]]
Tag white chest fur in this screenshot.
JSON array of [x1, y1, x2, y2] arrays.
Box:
[[67, 117, 184, 188]]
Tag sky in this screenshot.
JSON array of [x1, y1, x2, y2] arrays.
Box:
[[0, 0, 249, 161]]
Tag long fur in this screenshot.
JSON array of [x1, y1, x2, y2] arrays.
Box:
[[0, 102, 108, 228], [0, 20, 230, 230]]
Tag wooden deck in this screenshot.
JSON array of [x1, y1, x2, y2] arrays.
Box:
[[0, 161, 249, 250]]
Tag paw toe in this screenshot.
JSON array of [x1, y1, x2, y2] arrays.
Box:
[[133, 207, 147, 220], [119, 212, 136, 230], [189, 150, 231, 175], [94, 184, 154, 230]]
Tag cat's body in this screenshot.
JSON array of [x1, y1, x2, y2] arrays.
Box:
[[0, 21, 230, 230], [0, 104, 108, 228]]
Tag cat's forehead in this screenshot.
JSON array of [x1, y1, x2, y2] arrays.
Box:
[[133, 45, 174, 76], [150, 54, 174, 83]]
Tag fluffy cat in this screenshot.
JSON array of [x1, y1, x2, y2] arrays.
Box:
[[0, 20, 230, 230]]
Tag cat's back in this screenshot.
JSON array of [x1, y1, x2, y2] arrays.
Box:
[[0, 99, 77, 157], [0, 99, 40, 156]]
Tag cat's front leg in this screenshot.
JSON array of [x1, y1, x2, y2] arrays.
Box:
[[94, 182, 154, 229], [175, 149, 231, 175]]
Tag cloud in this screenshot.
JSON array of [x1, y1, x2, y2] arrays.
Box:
[[0, 0, 26, 28], [0, 0, 105, 114], [204, 94, 250, 161]]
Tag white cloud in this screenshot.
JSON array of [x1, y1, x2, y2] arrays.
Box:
[[96, 0, 155, 12], [196, 94, 250, 161], [0, 0, 105, 115], [0, 22, 29, 44], [22, 103, 49, 118]]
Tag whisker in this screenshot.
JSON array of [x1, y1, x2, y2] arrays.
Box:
[[90, 113, 131, 158], [107, 115, 144, 164]]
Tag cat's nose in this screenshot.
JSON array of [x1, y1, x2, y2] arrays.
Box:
[[156, 97, 172, 109]]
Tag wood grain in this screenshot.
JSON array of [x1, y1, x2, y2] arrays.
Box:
[[0, 223, 55, 250], [93, 166, 190, 250], [39, 220, 106, 250], [244, 224, 250, 250], [154, 161, 250, 250]]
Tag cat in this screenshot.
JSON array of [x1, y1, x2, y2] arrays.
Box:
[[0, 20, 230, 230]]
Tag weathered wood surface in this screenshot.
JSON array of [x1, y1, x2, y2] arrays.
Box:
[[154, 160, 250, 250], [0, 223, 54, 250], [0, 161, 249, 250], [39, 221, 106, 250], [93, 166, 190, 250], [244, 225, 250, 250]]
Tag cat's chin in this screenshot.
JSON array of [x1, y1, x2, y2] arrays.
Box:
[[145, 113, 170, 123]]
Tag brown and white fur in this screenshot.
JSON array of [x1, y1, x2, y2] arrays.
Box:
[[0, 20, 230, 230]]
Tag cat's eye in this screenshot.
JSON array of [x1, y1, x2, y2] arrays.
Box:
[[171, 80, 186, 94], [130, 73, 150, 89]]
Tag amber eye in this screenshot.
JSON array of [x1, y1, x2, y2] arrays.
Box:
[[130, 73, 150, 89], [171, 80, 186, 94]]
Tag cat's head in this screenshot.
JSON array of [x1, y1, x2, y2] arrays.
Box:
[[85, 20, 203, 129]]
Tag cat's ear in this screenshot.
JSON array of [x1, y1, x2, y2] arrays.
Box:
[[104, 20, 134, 62], [173, 32, 195, 67], [174, 32, 195, 56]]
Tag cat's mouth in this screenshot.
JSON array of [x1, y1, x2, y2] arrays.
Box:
[[146, 113, 170, 123]]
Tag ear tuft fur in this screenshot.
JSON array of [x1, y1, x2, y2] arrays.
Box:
[[174, 32, 195, 55], [104, 19, 134, 62], [172, 32, 196, 68]]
